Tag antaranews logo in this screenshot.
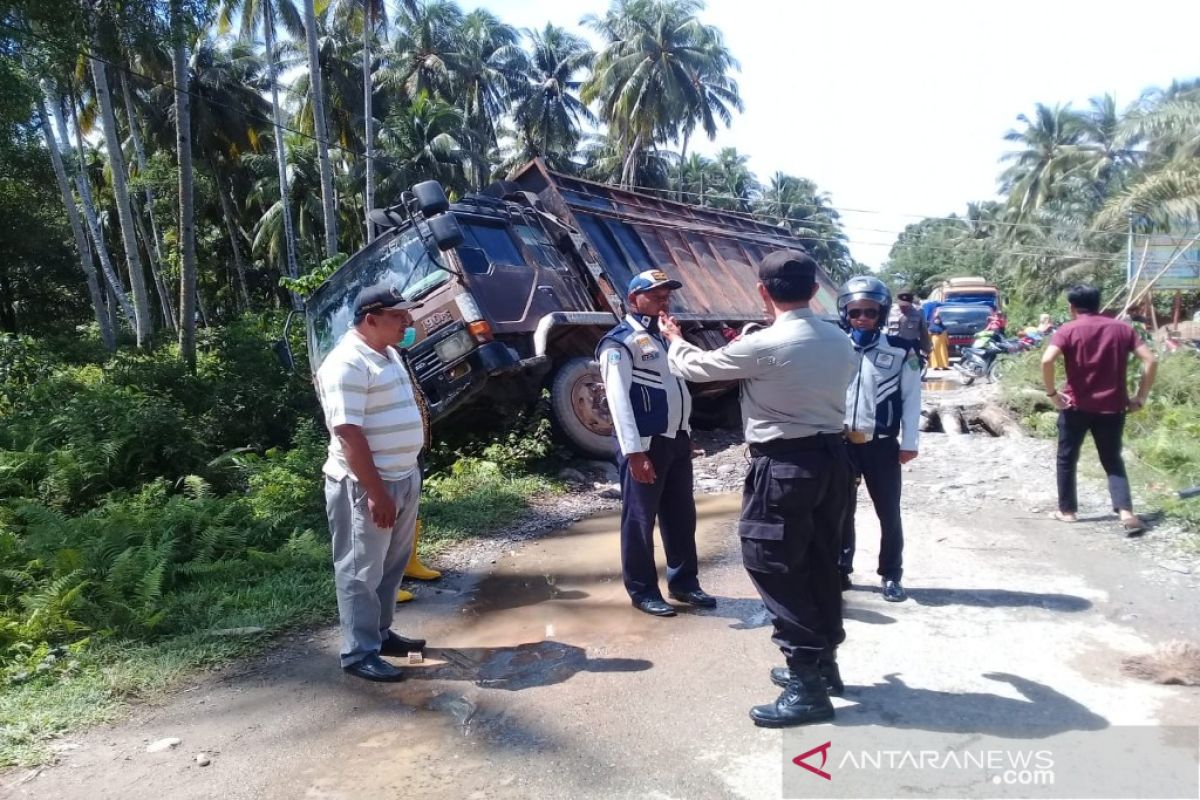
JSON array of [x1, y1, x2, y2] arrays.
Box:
[[792, 741, 833, 781]]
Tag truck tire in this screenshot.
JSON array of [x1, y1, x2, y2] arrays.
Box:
[[549, 357, 616, 460]]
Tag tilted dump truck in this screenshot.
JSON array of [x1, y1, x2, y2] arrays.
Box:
[[303, 159, 842, 458]]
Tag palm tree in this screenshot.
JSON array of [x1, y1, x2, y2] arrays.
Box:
[[579, 132, 675, 192], [583, 0, 738, 188], [705, 147, 757, 212], [512, 24, 595, 166], [218, 0, 303, 282], [84, 1, 154, 346], [246, 134, 326, 274], [373, 92, 472, 203], [171, 0, 198, 369], [35, 97, 115, 349], [999, 103, 1085, 226], [55, 85, 135, 326], [301, 0, 339, 258], [754, 172, 856, 280], [382, 0, 463, 102], [454, 9, 524, 185]]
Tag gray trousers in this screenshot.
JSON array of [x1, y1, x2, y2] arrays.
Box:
[[324, 472, 421, 667]]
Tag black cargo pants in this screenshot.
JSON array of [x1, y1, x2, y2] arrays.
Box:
[[740, 434, 851, 668]]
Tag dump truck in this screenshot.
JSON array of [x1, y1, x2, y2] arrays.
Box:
[[302, 159, 842, 458]]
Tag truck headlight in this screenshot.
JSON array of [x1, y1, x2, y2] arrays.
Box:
[[435, 330, 475, 363]]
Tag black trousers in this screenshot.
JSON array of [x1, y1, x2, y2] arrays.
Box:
[[839, 437, 904, 581], [616, 432, 700, 602], [1056, 410, 1133, 513], [739, 435, 850, 668]]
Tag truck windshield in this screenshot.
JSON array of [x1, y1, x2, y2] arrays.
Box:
[[309, 225, 451, 363]]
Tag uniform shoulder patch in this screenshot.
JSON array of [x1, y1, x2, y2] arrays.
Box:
[[607, 349, 622, 364], [906, 354, 921, 370]]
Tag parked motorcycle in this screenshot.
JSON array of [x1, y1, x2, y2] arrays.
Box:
[[954, 334, 1019, 385]]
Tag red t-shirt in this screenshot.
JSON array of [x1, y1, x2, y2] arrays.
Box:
[[1051, 314, 1141, 413]]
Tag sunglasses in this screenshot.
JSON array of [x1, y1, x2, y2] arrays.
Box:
[[847, 308, 880, 320]]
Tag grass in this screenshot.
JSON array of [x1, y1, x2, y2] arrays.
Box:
[[999, 349, 1200, 535], [0, 463, 559, 768]]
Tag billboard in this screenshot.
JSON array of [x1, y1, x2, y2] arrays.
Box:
[[1129, 233, 1200, 290]]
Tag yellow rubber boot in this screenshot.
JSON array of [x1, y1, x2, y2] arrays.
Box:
[[396, 588, 414, 603], [404, 520, 442, 581]]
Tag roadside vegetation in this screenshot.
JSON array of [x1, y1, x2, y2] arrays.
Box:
[[1000, 347, 1200, 533], [0, 320, 560, 767]]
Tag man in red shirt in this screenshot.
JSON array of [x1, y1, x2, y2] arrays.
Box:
[[1041, 285, 1158, 533]]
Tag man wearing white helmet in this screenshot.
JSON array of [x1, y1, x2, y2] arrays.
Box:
[[837, 277, 922, 602]]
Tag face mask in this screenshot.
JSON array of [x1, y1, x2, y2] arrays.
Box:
[[850, 327, 880, 348], [399, 327, 416, 349]]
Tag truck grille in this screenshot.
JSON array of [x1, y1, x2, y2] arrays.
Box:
[[411, 348, 442, 383]]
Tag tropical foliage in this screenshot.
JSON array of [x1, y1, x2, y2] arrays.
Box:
[[886, 85, 1200, 316]]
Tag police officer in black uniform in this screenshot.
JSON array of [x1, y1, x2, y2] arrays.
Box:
[[662, 251, 856, 727], [598, 270, 716, 617]]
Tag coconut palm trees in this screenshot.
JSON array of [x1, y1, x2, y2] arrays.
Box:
[[512, 24, 594, 166], [583, 0, 741, 188]]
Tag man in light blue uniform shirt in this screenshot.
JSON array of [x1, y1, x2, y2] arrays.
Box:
[[598, 270, 714, 618]]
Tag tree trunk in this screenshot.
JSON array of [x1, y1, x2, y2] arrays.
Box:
[[90, 53, 153, 347], [303, 0, 338, 259], [172, 2, 197, 371], [621, 133, 642, 189], [58, 91, 135, 324], [263, 3, 301, 285], [215, 168, 251, 308], [362, 5, 376, 243], [677, 129, 690, 202], [119, 68, 177, 332], [36, 97, 115, 350]]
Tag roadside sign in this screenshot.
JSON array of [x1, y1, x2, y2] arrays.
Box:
[[1130, 233, 1200, 290]]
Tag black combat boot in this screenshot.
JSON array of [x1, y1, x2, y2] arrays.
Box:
[[768, 651, 844, 696], [750, 663, 834, 728]]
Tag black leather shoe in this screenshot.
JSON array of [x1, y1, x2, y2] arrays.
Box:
[[379, 631, 426, 656], [343, 653, 405, 682], [882, 579, 907, 602], [750, 665, 834, 728], [770, 660, 845, 696], [633, 598, 676, 617], [668, 588, 717, 608]]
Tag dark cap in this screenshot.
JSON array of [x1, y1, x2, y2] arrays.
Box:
[[353, 285, 423, 322], [759, 249, 817, 282]]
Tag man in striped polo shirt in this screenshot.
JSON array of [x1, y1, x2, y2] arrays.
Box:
[[316, 286, 428, 682]]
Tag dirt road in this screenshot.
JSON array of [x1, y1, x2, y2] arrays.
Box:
[[6, 379, 1200, 799]]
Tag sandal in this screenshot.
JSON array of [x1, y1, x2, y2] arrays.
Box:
[[1121, 518, 1146, 535], [1052, 511, 1078, 523]]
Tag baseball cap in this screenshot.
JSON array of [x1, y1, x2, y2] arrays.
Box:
[[353, 285, 424, 322], [628, 269, 683, 295], [759, 249, 816, 282]]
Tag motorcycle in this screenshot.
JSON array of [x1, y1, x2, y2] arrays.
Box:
[[954, 333, 1019, 385]]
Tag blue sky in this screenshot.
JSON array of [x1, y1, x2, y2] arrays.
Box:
[[471, 0, 1200, 268]]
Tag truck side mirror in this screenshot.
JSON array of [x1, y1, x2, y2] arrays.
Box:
[[412, 181, 450, 216], [428, 213, 464, 251], [272, 337, 295, 373]]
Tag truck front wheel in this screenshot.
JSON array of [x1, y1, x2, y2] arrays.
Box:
[[549, 357, 616, 460]]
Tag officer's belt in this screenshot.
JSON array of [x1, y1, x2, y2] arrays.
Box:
[[749, 433, 844, 458]]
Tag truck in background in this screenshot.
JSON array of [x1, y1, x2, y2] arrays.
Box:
[[302, 159, 843, 459], [924, 277, 1002, 358]]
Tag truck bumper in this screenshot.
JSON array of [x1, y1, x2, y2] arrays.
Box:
[[419, 341, 525, 418]]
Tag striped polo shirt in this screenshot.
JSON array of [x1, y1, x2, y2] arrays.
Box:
[[316, 331, 424, 481]]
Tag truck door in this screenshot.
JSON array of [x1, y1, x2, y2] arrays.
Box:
[[455, 218, 590, 332]]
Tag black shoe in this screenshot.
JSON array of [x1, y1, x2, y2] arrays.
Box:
[[668, 588, 717, 608], [379, 631, 426, 656], [633, 597, 676, 617], [882, 579, 907, 602], [750, 665, 835, 728], [769, 659, 845, 697], [840, 572, 853, 591], [343, 653, 405, 682]]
